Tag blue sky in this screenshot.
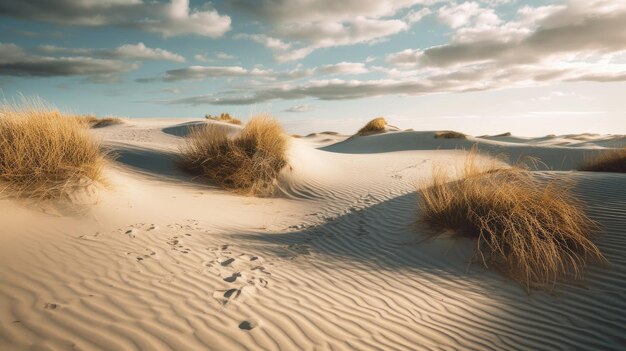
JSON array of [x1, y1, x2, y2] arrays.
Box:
[[1, 0, 625, 135]]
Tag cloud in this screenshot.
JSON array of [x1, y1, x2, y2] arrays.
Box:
[[405, 7, 432, 24], [165, 58, 626, 106], [136, 65, 312, 83], [159, 66, 263, 82], [156, 1, 626, 106], [194, 54, 210, 62], [437, 2, 494, 29], [320, 62, 369, 75], [38, 42, 185, 62], [0, 0, 231, 38], [234, 0, 431, 23], [113, 43, 185, 62], [389, 1, 626, 69], [194, 51, 237, 63], [235, 0, 434, 61], [284, 104, 313, 113], [0, 42, 137, 81], [216, 52, 236, 60]]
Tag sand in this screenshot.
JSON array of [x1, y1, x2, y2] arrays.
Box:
[[1, 119, 625, 350]]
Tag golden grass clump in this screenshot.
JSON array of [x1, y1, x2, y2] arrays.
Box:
[[180, 115, 289, 196], [418, 151, 604, 289], [434, 130, 467, 139], [579, 148, 626, 173], [205, 112, 242, 125], [74, 115, 123, 128], [0, 101, 105, 199], [91, 117, 124, 128], [356, 117, 387, 136], [74, 114, 99, 126]]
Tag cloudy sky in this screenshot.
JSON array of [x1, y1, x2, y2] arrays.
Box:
[[1, 0, 625, 135]]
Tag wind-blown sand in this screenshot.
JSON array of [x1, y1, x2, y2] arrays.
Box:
[[1, 119, 625, 350]]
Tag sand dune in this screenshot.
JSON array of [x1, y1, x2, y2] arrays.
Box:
[[1, 119, 625, 350]]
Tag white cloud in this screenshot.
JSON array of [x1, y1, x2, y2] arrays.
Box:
[[405, 8, 432, 24], [216, 52, 235, 60], [194, 54, 210, 62], [156, 1, 626, 106], [320, 62, 369, 75], [0, 0, 231, 38], [114, 43, 185, 62], [284, 104, 313, 113], [388, 0, 626, 70], [234, 0, 432, 23], [37, 42, 185, 62], [166, 58, 626, 105], [235, 0, 436, 61], [437, 2, 484, 29]]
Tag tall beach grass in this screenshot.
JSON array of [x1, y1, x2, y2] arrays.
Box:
[[418, 150, 604, 289], [0, 100, 105, 199], [180, 115, 288, 196]]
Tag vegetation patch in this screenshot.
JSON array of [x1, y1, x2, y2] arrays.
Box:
[[579, 148, 626, 173], [434, 130, 467, 139], [0, 101, 106, 199], [205, 112, 242, 125], [356, 117, 387, 136], [418, 151, 604, 289], [180, 115, 289, 196]]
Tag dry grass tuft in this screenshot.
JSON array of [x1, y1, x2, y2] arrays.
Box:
[[0, 101, 105, 199], [434, 130, 467, 139], [74, 114, 99, 126], [91, 117, 124, 128], [180, 115, 289, 196], [205, 112, 242, 125], [356, 117, 387, 136], [579, 148, 626, 173], [74, 115, 124, 128], [418, 150, 604, 289]]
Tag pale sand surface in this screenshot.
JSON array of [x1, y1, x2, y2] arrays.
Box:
[[1, 118, 625, 350]]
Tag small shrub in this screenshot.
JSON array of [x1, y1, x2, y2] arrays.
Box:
[[579, 148, 626, 173], [418, 151, 604, 289], [434, 130, 467, 139], [180, 115, 288, 196], [356, 117, 387, 136], [205, 112, 242, 125], [0, 101, 105, 199]]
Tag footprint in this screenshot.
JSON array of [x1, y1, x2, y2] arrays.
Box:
[[212, 286, 256, 305], [213, 288, 241, 305], [125, 228, 138, 238], [251, 266, 271, 275], [44, 303, 59, 310], [220, 258, 236, 267], [239, 320, 258, 331], [224, 272, 242, 283]]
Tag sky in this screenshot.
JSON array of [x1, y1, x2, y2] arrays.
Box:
[[0, 0, 625, 136]]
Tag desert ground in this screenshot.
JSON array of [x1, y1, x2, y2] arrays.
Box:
[[1, 118, 625, 350]]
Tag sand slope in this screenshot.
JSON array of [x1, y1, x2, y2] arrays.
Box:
[[1, 120, 624, 350]]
